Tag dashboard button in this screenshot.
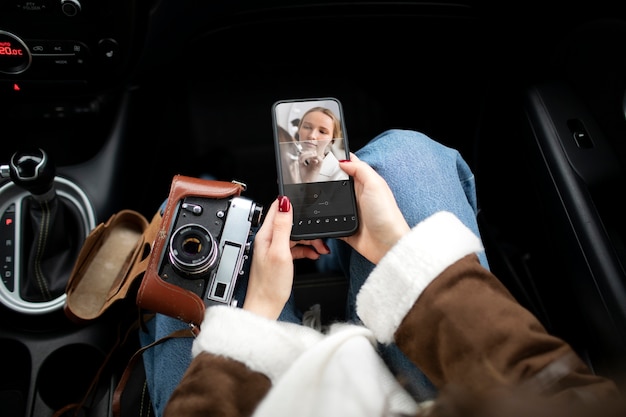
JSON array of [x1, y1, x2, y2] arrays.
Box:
[[97, 38, 120, 66]]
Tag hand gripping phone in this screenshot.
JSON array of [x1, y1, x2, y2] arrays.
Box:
[[272, 97, 358, 240]]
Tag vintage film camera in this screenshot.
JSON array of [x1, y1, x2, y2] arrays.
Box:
[[151, 178, 263, 308]]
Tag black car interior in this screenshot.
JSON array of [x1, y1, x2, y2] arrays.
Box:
[[2, 1, 626, 416]]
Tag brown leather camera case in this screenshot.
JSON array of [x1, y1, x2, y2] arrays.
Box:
[[136, 175, 246, 327], [64, 209, 161, 323]]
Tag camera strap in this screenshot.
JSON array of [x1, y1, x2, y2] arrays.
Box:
[[111, 316, 198, 417], [52, 311, 197, 417]]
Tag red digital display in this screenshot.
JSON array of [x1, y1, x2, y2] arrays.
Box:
[[0, 31, 31, 74], [0, 42, 24, 56]]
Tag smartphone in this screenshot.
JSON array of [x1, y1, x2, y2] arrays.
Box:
[[272, 97, 358, 240]]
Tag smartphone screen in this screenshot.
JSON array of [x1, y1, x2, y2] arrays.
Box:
[[272, 97, 358, 240]]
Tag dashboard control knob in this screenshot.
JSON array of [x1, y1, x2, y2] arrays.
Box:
[[60, 0, 81, 17]]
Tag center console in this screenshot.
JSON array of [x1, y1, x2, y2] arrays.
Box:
[[0, 2, 147, 416]]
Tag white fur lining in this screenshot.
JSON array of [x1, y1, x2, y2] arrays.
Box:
[[193, 305, 324, 382], [356, 211, 484, 343], [253, 323, 419, 417]]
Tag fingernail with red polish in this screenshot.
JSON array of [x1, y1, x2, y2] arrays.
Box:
[[278, 195, 291, 212], [339, 159, 351, 163]]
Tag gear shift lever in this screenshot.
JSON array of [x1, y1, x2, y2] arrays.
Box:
[[5, 149, 56, 200], [1, 149, 86, 303]]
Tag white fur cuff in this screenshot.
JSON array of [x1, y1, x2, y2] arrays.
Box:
[[356, 211, 483, 343], [193, 306, 323, 382]]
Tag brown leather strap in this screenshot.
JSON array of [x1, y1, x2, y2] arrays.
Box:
[[52, 314, 142, 417], [112, 325, 197, 417], [52, 314, 196, 417]]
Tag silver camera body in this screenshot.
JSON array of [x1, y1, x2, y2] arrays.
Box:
[[157, 195, 263, 307]]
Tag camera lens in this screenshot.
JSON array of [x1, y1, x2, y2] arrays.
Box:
[[168, 224, 218, 275]]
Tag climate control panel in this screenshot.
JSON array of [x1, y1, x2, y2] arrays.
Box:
[[0, 0, 141, 93], [0, 31, 94, 76]]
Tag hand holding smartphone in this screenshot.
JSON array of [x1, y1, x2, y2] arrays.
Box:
[[272, 97, 359, 240]]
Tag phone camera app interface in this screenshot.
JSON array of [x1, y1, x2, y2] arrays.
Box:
[[274, 98, 358, 237]]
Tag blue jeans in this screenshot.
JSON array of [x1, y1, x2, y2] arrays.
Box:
[[140, 129, 489, 416], [318, 129, 489, 400]]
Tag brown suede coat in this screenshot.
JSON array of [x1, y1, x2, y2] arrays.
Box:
[[165, 213, 624, 417]]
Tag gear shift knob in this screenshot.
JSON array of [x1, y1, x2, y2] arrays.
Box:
[[6, 148, 56, 201], [0, 147, 95, 313]]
